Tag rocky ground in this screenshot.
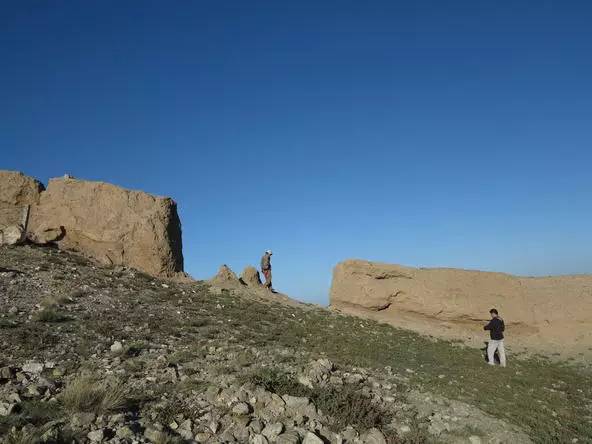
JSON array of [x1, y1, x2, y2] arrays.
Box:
[[0, 246, 591, 443]]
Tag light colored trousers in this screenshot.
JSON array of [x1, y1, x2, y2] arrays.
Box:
[[487, 339, 506, 367]]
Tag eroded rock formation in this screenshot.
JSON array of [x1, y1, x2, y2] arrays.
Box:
[[240, 266, 262, 287], [0, 171, 184, 277], [330, 259, 592, 355]]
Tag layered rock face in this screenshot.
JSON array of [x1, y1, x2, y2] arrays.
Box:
[[330, 259, 592, 355], [0, 171, 184, 277]]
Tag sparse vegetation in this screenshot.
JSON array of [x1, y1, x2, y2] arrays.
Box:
[[61, 375, 126, 414], [33, 308, 69, 323], [1, 245, 591, 443], [242, 368, 396, 435]]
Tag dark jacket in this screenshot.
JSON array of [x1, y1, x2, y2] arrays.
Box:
[[484, 317, 505, 340], [260, 253, 271, 271]]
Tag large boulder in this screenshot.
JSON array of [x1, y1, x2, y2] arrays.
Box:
[[27, 176, 183, 277], [330, 259, 592, 356], [0, 171, 44, 229]]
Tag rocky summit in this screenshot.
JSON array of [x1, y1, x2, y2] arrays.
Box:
[[1, 245, 592, 443]]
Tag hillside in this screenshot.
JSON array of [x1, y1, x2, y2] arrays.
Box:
[[1, 245, 591, 443]]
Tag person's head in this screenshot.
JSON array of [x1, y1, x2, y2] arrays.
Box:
[[489, 308, 499, 319], [265, 249, 273, 256]]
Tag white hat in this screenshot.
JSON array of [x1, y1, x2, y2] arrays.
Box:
[[265, 250, 273, 255]]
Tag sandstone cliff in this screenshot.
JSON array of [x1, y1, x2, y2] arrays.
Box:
[[0, 171, 184, 277], [330, 259, 592, 356]]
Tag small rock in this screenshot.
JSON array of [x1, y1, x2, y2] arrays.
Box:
[[251, 434, 269, 444], [0, 366, 15, 380], [110, 341, 124, 353], [0, 401, 16, 416], [302, 431, 324, 444], [282, 395, 310, 408], [116, 426, 134, 439], [22, 361, 44, 374], [262, 422, 284, 440], [232, 401, 251, 415], [209, 420, 220, 434], [250, 419, 264, 434], [87, 428, 105, 442], [360, 428, 387, 444], [277, 430, 301, 444], [468, 436, 482, 444], [195, 432, 212, 442]]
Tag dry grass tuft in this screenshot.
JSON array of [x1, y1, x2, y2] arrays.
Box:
[[61, 374, 126, 414]]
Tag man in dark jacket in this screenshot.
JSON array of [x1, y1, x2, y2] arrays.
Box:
[[484, 308, 506, 367], [260, 250, 273, 290]]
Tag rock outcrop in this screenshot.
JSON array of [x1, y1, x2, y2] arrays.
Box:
[[209, 265, 241, 286], [240, 266, 262, 287], [0, 171, 184, 278], [330, 259, 592, 355], [0, 171, 44, 229]]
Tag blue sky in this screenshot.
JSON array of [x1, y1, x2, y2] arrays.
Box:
[[2, 1, 591, 304]]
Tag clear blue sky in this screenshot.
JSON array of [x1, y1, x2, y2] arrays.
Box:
[[2, 1, 591, 304]]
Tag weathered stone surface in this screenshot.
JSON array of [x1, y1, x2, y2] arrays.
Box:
[[330, 259, 592, 355], [0, 171, 44, 228], [240, 266, 262, 286], [27, 176, 183, 277], [27, 224, 64, 244], [0, 225, 25, 245], [210, 264, 241, 286]]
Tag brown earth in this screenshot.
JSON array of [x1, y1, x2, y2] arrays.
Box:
[[330, 259, 592, 357]]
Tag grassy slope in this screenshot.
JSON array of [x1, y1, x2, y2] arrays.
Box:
[[213, 295, 592, 443], [1, 246, 591, 443]]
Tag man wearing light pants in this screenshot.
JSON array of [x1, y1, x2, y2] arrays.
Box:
[[484, 308, 506, 367]]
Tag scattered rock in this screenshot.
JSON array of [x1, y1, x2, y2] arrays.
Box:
[[302, 431, 324, 444], [262, 422, 284, 440], [232, 401, 251, 415], [360, 428, 387, 444], [110, 341, 124, 353], [87, 428, 105, 442], [22, 361, 44, 375]]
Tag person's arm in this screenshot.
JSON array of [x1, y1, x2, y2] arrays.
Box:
[[500, 319, 505, 332], [484, 320, 492, 330]]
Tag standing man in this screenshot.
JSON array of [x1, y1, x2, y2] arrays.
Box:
[[484, 308, 506, 367], [260, 250, 273, 290]]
